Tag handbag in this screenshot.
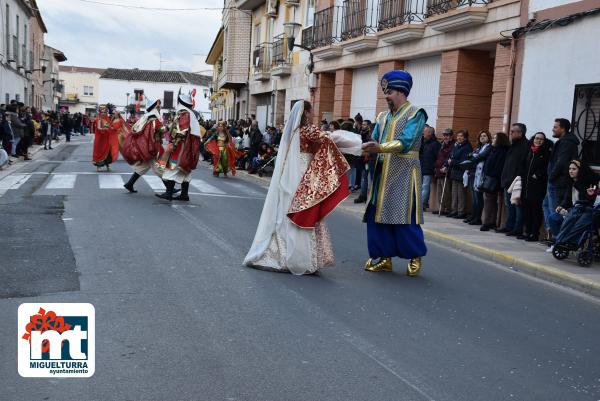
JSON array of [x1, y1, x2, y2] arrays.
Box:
[[478, 175, 499, 193]]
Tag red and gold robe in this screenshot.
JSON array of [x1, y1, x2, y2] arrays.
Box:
[[92, 114, 119, 166], [168, 111, 201, 174], [120, 118, 163, 165], [287, 124, 350, 228]]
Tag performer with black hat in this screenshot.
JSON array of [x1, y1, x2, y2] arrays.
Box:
[[155, 90, 204, 201], [361, 69, 428, 275]]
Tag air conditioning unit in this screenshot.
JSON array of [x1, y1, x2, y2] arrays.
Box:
[[267, 0, 279, 16]]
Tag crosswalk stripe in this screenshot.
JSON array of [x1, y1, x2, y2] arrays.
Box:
[[190, 179, 226, 195], [142, 175, 165, 191], [46, 174, 77, 189], [222, 180, 264, 197], [0, 174, 32, 190], [99, 174, 125, 189]]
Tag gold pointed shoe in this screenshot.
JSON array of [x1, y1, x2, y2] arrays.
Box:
[[365, 257, 393, 272], [406, 257, 422, 277]]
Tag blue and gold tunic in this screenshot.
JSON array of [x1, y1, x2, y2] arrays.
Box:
[[364, 101, 428, 259]]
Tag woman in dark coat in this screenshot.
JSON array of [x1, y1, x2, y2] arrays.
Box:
[[519, 132, 551, 241], [480, 132, 510, 231], [445, 129, 472, 218]]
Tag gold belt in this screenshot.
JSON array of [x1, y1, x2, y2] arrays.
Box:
[[397, 150, 419, 159]]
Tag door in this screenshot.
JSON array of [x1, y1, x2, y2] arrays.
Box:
[[404, 55, 441, 129], [350, 65, 378, 121]]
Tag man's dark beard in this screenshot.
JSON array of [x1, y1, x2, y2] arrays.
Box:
[[387, 99, 394, 110]]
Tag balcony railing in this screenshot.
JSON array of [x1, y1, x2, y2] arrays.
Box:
[[341, 0, 379, 40], [378, 0, 428, 30], [253, 42, 272, 73], [426, 0, 491, 17], [272, 33, 290, 66], [313, 6, 343, 48], [301, 26, 314, 49]]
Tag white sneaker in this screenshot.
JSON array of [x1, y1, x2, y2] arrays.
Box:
[[545, 245, 554, 253]]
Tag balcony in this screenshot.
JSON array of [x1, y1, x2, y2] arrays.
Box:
[[339, 0, 380, 52], [377, 0, 427, 44], [311, 6, 343, 59], [425, 0, 491, 32], [271, 34, 292, 77], [253, 43, 272, 81], [301, 26, 314, 50]]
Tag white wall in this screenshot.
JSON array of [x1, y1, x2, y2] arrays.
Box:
[[350, 65, 378, 121], [405, 55, 441, 129], [60, 71, 101, 105], [518, 14, 600, 136], [529, 0, 580, 13], [98, 79, 211, 117]]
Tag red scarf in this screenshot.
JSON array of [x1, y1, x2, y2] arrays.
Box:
[[531, 144, 540, 153]]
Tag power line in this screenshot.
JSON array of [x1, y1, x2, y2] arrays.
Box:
[[70, 0, 225, 11]]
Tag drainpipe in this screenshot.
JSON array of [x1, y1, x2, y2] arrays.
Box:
[[502, 38, 518, 133]]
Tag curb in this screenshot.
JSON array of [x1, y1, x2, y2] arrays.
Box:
[[219, 166, 600, 299]]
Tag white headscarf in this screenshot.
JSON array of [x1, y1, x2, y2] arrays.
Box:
[[244, 101, 315, 274], [132, 99, 161, 133]]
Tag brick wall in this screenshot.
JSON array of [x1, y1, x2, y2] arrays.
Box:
[[333, 68, 353, 120], [489, 43, 512, 134], [437, 49, 494, 144], [312, 72, 335, 124]]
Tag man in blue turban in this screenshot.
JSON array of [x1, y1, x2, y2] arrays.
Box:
[[361, 70, 428, 275]]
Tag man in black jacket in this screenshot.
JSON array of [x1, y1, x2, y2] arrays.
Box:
[[543, 118, 580, 238], [498, 123, 529, 235], [419, 124, 440, 210]]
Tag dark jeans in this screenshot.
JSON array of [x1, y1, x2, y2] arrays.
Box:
[[470, 179, 484, 222], [522, 197, 544, 238], [503, 188, 523, 233]]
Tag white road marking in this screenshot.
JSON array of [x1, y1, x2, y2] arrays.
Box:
[[222, 180, 264, 197], [0, 174, 32, 190], [190, 179, 226, 195], [98, 174, 125, 189], [142, 175, 165, 191], [45, 174, 77, 189]]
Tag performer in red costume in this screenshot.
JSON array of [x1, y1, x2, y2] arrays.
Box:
[[92, 105, 119, 171], [155, 91, 204, 201], [121, 98, 165, 193], [204, 120, 238, 177]]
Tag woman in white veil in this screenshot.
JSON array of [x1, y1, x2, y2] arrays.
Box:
[[244, 101, 352, 275]]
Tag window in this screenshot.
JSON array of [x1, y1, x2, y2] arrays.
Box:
[[305, 0, 315, 27], [572, 83, 600, 166], [5, 5, 9, 60], [15, 93, 20, 102], [83, 86, 94, 96], [254, 23, 261, 46], [164, 91, 173, 109], [5, 93, 9, 104], [134, 89, 144, 101]]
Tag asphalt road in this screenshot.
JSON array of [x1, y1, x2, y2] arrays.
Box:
[[1, 137, 599, 401]]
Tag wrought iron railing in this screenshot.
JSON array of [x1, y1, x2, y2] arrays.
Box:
[[272, 33, 290, 66], [253, 42, 272, 73], [301, 26, 314, 49], [313, 6, 343, 48], [426, 0, 491, 17], [572, 83, 600, 165], [378, 0, 428, 29], [341, 0, 379, 40]]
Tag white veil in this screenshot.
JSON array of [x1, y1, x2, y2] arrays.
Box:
[[243, 101, 314, 274]]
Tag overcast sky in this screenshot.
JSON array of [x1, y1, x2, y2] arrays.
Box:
[[37, 0, 223, 73]]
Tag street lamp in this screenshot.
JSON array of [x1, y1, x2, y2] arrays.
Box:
[[283, 22, 314, 73], [26, 58, 48, 74]]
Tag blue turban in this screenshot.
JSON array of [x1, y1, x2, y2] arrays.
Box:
[[381, 70, 413, 96]]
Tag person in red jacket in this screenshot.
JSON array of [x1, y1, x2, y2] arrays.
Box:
[[433, 128, 455, 215], [121, 98, 164, 193], [155, 91, 203, 201]]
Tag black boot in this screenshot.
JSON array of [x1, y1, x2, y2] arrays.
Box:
[[155, 180, 175, 201], [162, 179, 181, 195], [173, 181, 190, 201], [124, 173, 141, 193]]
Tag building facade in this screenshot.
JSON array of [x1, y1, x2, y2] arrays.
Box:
[[42, 45, 66, 111], [98, 68, 212, 117], [0, 0, 33, 105], [29, 0, 47, 110], [515, 0, 600, 166], [58, 66, 105, 114], [237, 0, 313, 131], [207, 0, 252, 122]]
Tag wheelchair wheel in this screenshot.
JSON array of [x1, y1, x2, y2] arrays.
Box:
[[552, 245, 570, 260], [577, 251, 593, 267]]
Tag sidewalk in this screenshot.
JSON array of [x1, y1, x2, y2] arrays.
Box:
[[234, 168, 600, 299], [0, 136, 73, 181]]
